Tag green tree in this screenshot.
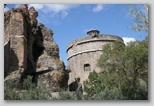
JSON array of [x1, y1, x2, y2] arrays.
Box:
[[96, 41, 148, 100], [128, 4, 148, 33], [83, 70, 124, 100], [84, 70, 105, 96], [83, 4, 148, 100]]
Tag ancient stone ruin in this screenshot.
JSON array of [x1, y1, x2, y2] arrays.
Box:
[[67, 29, 124, 87], [4, 4, 68, 92], [4, 4, 124, 93]]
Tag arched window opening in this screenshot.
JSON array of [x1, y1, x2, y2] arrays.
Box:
[[84, 64, 91, 71]]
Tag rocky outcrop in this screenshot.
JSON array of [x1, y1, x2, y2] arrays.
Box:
[[36, 23, 69, 92], [4, 4, 68, 92]]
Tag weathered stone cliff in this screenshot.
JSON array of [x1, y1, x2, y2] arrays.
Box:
[[36, 23, 68, 92], [4, 4, 68, 92]]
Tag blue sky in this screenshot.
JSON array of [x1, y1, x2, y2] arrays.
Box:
[[4, 4, 147, 66]]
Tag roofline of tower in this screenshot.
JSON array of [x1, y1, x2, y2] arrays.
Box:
[[66, 34, 124, 52]]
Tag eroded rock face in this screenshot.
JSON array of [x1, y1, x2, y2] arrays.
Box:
[[4, 4, 68, 91], [36, 23, 68, 92]]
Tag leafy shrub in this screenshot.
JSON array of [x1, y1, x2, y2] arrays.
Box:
[[4, 79, 21, 100], [84, 71, 105, 97], [83, 71, 124, 100], [83, 70, 148, 100], [4, 75, 52, 100]]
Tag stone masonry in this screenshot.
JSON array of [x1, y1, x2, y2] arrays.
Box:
[[67, 30, 124, 86]]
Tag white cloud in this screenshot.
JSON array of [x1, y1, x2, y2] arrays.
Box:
[[93, 4, 104, 12], [28, 4, 44, 10], [28, 4, 79, 18], [122, 37, 136, 45], [27, 4, 80, 25], [45, 4, 79, 13]]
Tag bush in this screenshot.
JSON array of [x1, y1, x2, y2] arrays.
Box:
[[83, 70, 148, 100], [4, 75, 52, 100], [83, 87, 123, 100], [4, 76, 85, 100], [4, 79, 21, 100], [84, 71, 105, 97], [83, 71, 124, 100]]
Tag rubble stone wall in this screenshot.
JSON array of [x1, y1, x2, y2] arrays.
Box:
[[67, 34, 123, 85]]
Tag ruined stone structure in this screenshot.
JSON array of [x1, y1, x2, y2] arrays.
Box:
[[4, 4, 68, 92], [67, 30, 124, 85]]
